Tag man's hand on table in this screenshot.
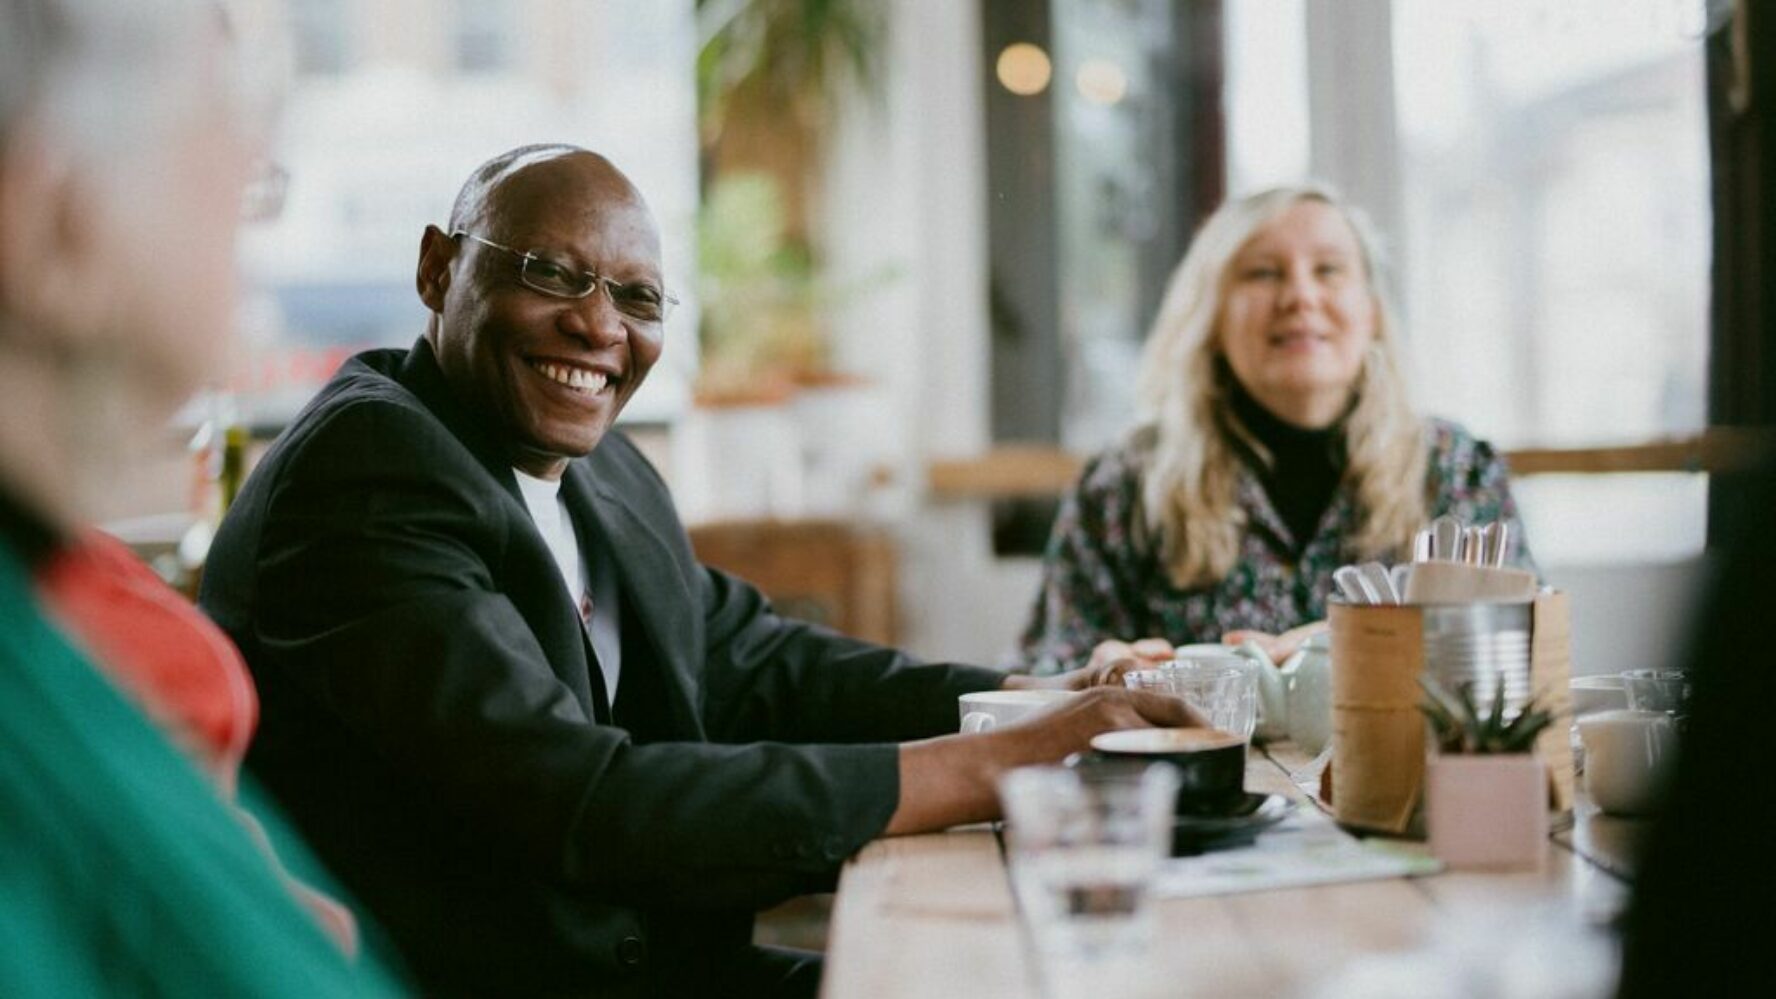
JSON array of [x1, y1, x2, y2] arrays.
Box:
[[996, 684, 1204, 758], [887, 684, 1203, 836]]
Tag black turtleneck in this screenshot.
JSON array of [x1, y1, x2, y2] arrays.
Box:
[[1227, 385, 1345, 554]]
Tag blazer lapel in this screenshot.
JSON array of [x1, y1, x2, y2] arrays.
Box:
[[397, 337, 524, 507], [396, 338, 606, 716], [559, 460, 703, 740]]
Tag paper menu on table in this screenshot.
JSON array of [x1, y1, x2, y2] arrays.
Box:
[[1152, 808, 1441, 899]]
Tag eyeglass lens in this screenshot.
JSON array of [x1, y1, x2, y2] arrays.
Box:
[[519, 257, 670, 322]]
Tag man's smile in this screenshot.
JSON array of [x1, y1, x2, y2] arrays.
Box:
[[524, 356, 615, 397]]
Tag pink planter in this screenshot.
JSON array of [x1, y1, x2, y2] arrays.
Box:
[[1425, 754, 1548, 870]]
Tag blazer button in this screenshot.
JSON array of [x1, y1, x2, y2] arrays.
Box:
[[617, 935, 647, 968]]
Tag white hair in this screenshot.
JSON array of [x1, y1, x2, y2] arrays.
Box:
[[0, 0, 284, 161], [1, 0, 211, 157], [0, 0, 284, 524]]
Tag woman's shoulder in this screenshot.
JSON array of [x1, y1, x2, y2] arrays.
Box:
[[1423, 416, 1504, 461], [1073, 434, 1153, 498], [1422, 416, 1512, 489]]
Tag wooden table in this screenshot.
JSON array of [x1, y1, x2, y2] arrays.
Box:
[[822, 743, 1635, 998]]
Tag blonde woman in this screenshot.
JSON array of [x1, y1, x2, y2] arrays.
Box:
[[1020, 184, 1533, 675]]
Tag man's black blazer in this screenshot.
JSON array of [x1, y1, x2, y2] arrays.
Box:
[[200, 339, 1003, 997]]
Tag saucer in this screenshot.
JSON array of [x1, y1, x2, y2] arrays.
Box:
[[1171, 793, 1294, 857]]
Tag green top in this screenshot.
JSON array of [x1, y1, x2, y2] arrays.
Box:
[[0, 543, 404, 998]]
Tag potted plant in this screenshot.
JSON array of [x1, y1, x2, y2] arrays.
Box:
[[696, 172, 827, 401], [1419, 677, 1558, 870], [682, 1, 901, 523], [696, 0, 886, 239]]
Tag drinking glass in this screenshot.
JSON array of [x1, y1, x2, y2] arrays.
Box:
[[1621, 669, 1688, 715], [1124, 659, 1259, 743], [998, 762, 1178, 992]]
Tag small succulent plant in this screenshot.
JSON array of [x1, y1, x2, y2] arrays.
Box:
[[1418, 675, 1556, 754]]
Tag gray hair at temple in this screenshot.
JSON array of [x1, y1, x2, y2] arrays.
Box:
[[0, 0, 283, 156], [0, 0, 285, 527]]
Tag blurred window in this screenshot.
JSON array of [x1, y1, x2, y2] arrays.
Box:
[[1392, 2, 1711, 564], [981, 0, 1223, 554], [234, 0, 697, 432], [291, 0, 353, 76], [1223, 0, 1308, 192], [455, 0, 518, 74], [1393, 2, 1710, 449]]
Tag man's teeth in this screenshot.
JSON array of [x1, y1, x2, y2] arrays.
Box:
[[532, 361, 608, 393]]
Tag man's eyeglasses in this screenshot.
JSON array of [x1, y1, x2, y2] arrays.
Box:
[[452, 231, 678, 323]]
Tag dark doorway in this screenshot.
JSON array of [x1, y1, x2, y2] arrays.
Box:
[[980, 0, 1225, 554]]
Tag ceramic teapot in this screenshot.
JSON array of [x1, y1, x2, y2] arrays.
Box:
[[1175, 635, 1333, 754]]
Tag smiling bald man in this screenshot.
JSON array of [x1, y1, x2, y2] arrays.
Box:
[[199, 144, 1195, 999]]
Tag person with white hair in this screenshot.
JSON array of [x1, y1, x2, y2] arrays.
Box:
[[1020, 185, 1534, 676], [0, 1, 398, 993]]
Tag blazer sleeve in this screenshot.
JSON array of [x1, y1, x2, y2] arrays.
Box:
[[694, 565, 1005, 744], [246, 400, 906, 909]]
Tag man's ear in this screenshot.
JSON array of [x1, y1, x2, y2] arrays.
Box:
[[0, 130, 111, 347], [416, 224, 457, 313]]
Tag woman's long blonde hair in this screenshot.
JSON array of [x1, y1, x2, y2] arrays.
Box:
[[1134, 184, 1427, 589]]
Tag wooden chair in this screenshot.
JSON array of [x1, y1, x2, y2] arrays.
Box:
[[688, 519, 897, 646]]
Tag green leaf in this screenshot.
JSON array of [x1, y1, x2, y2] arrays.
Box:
[[1498, 707, 1555, 752], [1419, 673, 1561, 754]]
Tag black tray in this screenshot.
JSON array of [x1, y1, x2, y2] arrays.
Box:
[[1171, 793, 1294, 856]]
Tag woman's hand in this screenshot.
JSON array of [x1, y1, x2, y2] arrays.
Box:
[[1002, 637, 1176, 692], [1220, 620, 1329, 666], [1072, 637, 1176, 689]]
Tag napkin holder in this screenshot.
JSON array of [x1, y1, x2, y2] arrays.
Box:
[[1328, 591, 1574, 836]]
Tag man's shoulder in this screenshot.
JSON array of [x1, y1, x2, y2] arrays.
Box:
[[286, 349, 444, 442], [302, 347, 429, 423], [256, 347, 475, 486]]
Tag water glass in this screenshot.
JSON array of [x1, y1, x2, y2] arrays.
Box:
[[1124, 658, 1259, 743], [998, 763, 1179, 978], [1621, 669, 1688, 715]]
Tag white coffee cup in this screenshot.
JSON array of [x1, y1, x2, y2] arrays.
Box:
[[958, 689, 1072, 733], [1576, 709, 1678, 816]]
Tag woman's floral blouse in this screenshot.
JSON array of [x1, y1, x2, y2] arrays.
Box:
[[1018, 419, 1535, 674]]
